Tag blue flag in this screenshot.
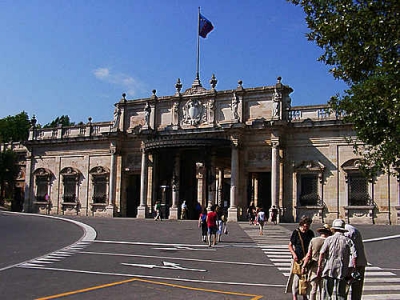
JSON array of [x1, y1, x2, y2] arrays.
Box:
[[199, 13, 214, 38]]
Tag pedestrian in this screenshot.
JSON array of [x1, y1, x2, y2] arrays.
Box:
[[345, 224, 367, 300], [216, 205, 224, 242], [247, 201, 256, 225], [256, 207, 266, 235], [222, 211, 228, 235], [181, 200, 188, 219], [206, 204, 218, 247], [271, 205, 278, 224], [302, 224, 332, 300], [317, 219, 357, 300], [198, 208, 208, 242], [154, 201, 161, 221], [254, 206, 260, 226], [286, 215, 315, 300]]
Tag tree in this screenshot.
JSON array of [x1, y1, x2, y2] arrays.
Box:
[[288, 0, 400, 175], [0, 149, 19, 206], [0, 111, 31, 143], [43, 115, 75, 128], [0, 112, 30, 207]]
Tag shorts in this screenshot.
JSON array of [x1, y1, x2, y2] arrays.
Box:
[[208, 226, 218, 235]]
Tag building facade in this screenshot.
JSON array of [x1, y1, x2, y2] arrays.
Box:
[[21, 76, 400, 224]]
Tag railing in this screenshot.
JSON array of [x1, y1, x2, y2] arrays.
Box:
[[289, 105, 343, 122], [30, 122, 113, 141]]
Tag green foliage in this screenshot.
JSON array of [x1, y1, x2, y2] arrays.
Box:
[[0, 149, 18, 183], [289, 0, 400, 175], [0, 149, 19, 205], [0, 111, 31, 143], [43, 115, 75, 128]]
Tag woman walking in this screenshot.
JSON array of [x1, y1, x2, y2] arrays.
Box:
[[198, 208, 208, 242], [286, 215, 315, 300]]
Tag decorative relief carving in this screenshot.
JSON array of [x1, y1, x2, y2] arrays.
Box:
[[182, 99, 206, 126], [272, 88, 282, 118], [89, 166, 109, 175]]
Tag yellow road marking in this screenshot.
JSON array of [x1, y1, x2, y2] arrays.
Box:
[[36, 277, 264, 300]]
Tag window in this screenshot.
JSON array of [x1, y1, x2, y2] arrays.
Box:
[[342, 159, 372, 207], [348, 173, 369, 206], [294, 160, 325, 207], [36, 176, 48, 201], [33, 168, 53, 202], [60, 167, 80, 203], [300, 174, 318, 206], [63, 176, 77, 202], [89, 166, 109, 204], [93, 176, 107, 203]]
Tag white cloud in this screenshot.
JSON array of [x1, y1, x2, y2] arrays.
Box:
[[93, 67, 145, 97], [93, 67, 110, 80]]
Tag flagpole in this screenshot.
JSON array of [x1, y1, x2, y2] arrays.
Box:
[[196, 7, 200, 81]]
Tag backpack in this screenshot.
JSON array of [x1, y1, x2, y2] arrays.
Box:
[[200, 214, 207, 224]]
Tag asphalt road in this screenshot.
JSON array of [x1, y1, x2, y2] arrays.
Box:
[[1, 211, 400, 300]]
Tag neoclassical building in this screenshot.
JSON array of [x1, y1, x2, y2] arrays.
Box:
[[20, 76, 400, 224]]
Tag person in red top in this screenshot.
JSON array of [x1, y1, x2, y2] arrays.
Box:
[[206, 204, 218, 247]]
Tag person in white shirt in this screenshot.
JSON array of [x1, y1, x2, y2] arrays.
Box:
[[318, 219, 357, 300], [257, 207, 266, 235], [345, 224, 367, 300]]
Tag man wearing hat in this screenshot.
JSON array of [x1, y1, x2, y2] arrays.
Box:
[[302, 224, 332, 300], [345, 224, 367, 300], [317, 219, 357, 300]]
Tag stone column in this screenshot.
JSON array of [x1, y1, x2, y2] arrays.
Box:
[[169, 152, 180, 220], [107, 141, 117, 216], [137, 144, 148, 218], [196, 163, 205, 208], [253, 173, 259, 208], [207, 151, 216, 208], [146, 154, 154, 210], [279, 148, 284, 222], [23, 149, 34, 213], [217, 168, 224, 207], [271, 140, 279, 208], [228, 138, 239, 222]]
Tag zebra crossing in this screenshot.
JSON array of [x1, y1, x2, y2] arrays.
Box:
[[18, 241, 92, 269], [240, 223, 400, 299]]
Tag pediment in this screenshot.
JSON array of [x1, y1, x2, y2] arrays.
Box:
[[295, 160, 325, 172], [341, 158, 362, 171]]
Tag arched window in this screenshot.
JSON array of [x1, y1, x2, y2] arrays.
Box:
[[294, 160, 325, 206], [60, 167, 81, 203], [33, 168, 53, 202], [89, 166, 109, 204], [342, 159, 372, 206]]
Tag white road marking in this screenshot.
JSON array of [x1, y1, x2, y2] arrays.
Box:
[[122, 261, 207, 272], [153, 246, 211, 251], [17, 265, 286, 288], [79, 250, 276, 267], [0, 213, 96, 272]]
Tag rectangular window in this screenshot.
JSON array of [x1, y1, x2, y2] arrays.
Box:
[[93, 176, 107, 203], [349, 174, 369, 206], [36, 176, 48, 201], [63, 177, 76, 202], [300, 174, 318, 206]]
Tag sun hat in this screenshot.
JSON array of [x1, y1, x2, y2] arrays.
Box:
[[316, 224, 332, 235], [331, 219, 348, 231]]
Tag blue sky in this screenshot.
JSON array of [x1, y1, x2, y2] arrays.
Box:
[[0, 0, 348, 125]]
